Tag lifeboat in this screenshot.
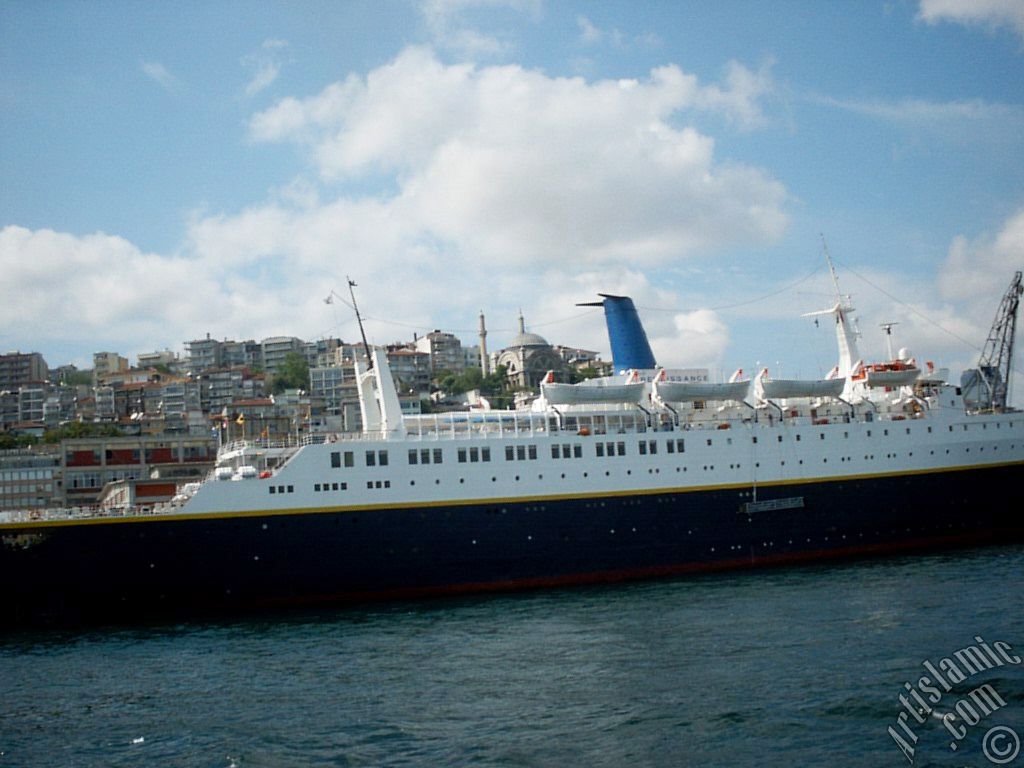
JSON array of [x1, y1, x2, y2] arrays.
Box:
[[851, 359, 920, 388]]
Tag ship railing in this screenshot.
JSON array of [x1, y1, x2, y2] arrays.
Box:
[[0, 502, 183, 525], [208, 403, 939, 464], [401, 411, 553, 440]]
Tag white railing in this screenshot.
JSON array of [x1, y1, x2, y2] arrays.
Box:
[[0, 502, 184, 525]]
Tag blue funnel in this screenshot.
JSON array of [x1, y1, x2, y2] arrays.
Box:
[[578, 294, 656, 372]]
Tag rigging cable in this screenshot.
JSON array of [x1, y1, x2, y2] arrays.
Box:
[[634, 261, 824, 314], [831, 258, 983, 354]]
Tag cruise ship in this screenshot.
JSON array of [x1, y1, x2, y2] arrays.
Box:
[[2, 265, 1022, 627]]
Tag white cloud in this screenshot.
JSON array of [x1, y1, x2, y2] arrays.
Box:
[[574, 15, 662, 51], [245, 62, 281, 98], [140, 61, 179, 92], [248, 47, 785, 272], [242, 39, 288, 97], [808, 93, 1024, 152], [664, 309, 730, 369], [0, 226, 216, 359], [816, 94, 1024, 126], [938, 207, 1024, 304], [577, 15, 603, 45], [918, 0, 1024, 40], [5, 46, 787, 368], [419, 0, 538, 57]]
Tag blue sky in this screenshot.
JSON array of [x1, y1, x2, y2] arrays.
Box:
[[2, 0, 1023, 392]]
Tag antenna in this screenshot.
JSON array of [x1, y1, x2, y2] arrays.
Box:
[[347, 277, 373, 371], [821, 235, 843, 302], [880, 322, 899, 360]]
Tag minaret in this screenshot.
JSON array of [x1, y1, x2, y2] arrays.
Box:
[[518, 309, 525, 335], [478, 310, 489, 376]]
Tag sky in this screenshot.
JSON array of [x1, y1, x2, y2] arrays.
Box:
[[2, 0, 1023, 395]]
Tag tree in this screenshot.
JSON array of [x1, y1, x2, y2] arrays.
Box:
[[570, 366, 601, 384], [0, 433, 37, 449], [42, 422, 123, 444], [59, 369, 93, 386], [271, 352, 310, 394], [481, 365, 508, 396]]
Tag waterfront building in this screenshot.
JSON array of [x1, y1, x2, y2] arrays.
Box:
[[92, 352, 128, 385], [0, 351, 48, 390]]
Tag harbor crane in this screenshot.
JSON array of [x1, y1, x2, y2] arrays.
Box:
[[963, 271, 1023, 412]]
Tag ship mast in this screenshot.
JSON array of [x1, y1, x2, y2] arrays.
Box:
[[802, 239, 861, 393], [347, 276, 373, 371]]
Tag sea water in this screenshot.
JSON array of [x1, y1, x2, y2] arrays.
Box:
[[2, 545, 1022, 767]]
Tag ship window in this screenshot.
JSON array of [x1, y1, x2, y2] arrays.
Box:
[[314, 483, 321, 492], [551, 445, 560, 459], [409, 449, 419, 465], [649, 440, 657, 455], [470, 447, 479, 462], [796, 435, 801, 442], [884, 429, 889, 436], [905, 428, 911, 435], [867, 430, 872, 437], [421, 449, 430, 464], [365, 451, 376, 466], [708, 439, 714, 446], [344, 452, 354, 468], [820, 434, 825, 440], [482, 447, 491, 462], [269, 486, 276, 494], [638, 441, 647, 455], [379, 451, 388, 466], [676, 439, 685, 453], [528, 445, 537, 460], [433, 449, 442, 464], [574, 445, 582, 458], [777, 436, 782, 443], [563, 443, 571, 458], [751, 437, 757, 444], [928, 427, 932, 433], [596, 443, 605, 457], [458, 448, 467, 463], [384, 480, 390, 488], [287, 485, 293, 493], [331, 451, 341, 468], [667, 441, 675, 453], [506, 446, 514, 461], [517, 446, 526, 461]]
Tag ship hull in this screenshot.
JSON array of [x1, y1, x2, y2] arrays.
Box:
[[2, 461, 1021, 628]]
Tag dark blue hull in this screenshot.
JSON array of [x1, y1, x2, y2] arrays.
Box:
[[2, 462, 1022, 628]]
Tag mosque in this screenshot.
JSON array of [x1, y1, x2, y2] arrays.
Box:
[[492, 312, 569, 389]]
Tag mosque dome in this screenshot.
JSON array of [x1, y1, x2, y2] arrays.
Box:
[[509, 331, 549, 348]]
